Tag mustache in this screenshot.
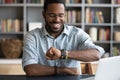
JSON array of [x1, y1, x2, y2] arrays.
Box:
[[50, 22, 62, 24]]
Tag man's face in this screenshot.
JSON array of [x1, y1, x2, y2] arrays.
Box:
[[43, 3, 65, 33]]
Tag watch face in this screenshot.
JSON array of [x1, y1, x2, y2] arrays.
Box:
[[60, 49, 66, 59]]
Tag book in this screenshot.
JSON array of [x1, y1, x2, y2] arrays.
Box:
[[1, 19, 7, 32], [5, 0, 13, 3], [117, 0, 120, 4], [27, 0, 31, 3], [100, 11, 104, 23], [67, 10, 71, 23], [86, 0, 93, 4], [14, 0, 17, 3], [28, 22, 42, 31], [14, 19, 21, 32], [116, 8, 120, 24], [97, 11, 104, 23], [105, 28, 110, 41], [6, 19, 12, 32], [112, 47, 120, 56], [77, 0, 81, 3], [85, 8, 91, 23], [99, 28, 105, 41], [72, 10, 76, 23], [85, 8, 89, 23], [98, 28, 110, 41], [66, 0, 70, 4], [65, 11, 68, 23], [0, 19, 22, 32], [111, 0, 115, 4], [114, 31, 120, 41], [89, 27, 97, 41], [76, 10, 81, 23], [40, 0, 44, 4]]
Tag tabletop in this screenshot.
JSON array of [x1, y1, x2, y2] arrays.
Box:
[[0, 75, 94, 80]]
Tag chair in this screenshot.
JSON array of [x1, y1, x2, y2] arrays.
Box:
[[81, 62, 98, 75]]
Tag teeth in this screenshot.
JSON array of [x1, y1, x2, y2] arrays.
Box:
[[53, 24, 59, 27]]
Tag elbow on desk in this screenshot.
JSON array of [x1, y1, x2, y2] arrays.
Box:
[[24, 67, 38, 76], [23, 64, 37, 76], [91, 49, 102, 61], [90, 51, 101, 62], [94, 52, 101, 61], [24, 65, 52, 76]]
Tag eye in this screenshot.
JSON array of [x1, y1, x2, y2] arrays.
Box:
[[58, 14, 65, 17], [47, 13, 65, 18], [48, 13, 56, 17]]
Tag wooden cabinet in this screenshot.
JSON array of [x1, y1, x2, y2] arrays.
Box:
[[0, 59, 25, 75]]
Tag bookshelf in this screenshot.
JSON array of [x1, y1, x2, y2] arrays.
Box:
[[0, 0, 120, 59]]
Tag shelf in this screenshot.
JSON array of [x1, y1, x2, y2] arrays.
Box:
[[112, 41, 120, 44], [113, 24, 120, 26], [0, 4, 24, 7], [26, 4, 43, 7], [0, 0, 120, 59], [85, 23, 111, 26], [113, 5, 120, 7], [0, 59, 22, 64], [66, 4, 82, 7], [85, 4, 112, 7], [0, 32, 23, 35]]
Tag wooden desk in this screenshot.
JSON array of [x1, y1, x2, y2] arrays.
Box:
[[0, 75, 94, 80], [0, 59, 98, 75]]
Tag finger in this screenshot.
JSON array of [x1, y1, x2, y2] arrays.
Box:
[[46, 52, 54, 57], [46, 56, 55, 60], [46, 55, 51, 60]]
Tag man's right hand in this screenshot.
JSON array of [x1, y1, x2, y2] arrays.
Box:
[[57, 67, 80, 75], [46, 47, 61, 60]]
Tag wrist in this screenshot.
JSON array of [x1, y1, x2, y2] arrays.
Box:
[[54, 66, 57, 75], [60, 49, 68, 59], [56, 67, 66, 75]]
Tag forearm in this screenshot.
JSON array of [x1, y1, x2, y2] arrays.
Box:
[[46, 47, 101, 61], [24, 64, 55, 76], [24, 64, 80, 76], [57, 67, 80, 75], [68, 49, 101, 62]]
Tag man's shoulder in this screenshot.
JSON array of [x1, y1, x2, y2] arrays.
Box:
[[25, 28, 43, 37], [28, 28, 42, 34], [65, 25, 83, 32]]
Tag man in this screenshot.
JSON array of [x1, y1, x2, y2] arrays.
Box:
[[22, 0, 105, 76]]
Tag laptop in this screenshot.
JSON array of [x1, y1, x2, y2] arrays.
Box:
[[82, 56, 120, 80], [94, 56, 120, 80]]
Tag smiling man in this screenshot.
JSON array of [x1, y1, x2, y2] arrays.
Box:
[[22, 0, 105, 76]]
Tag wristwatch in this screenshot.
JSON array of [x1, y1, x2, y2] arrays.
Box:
[[60, 49, 68, 59]]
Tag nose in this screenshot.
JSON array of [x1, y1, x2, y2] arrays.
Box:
[[54, 16, 60, 22]]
